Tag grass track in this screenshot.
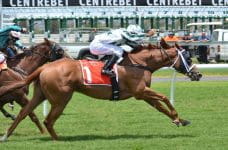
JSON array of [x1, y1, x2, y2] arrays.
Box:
[[0, 80, 228, 150]]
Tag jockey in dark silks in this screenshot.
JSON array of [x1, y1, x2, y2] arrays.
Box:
[[0, 25, 27, 58]]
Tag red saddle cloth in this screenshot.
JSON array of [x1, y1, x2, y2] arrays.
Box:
[[79, 60, 117, 85], [0, 60, 7, 71]]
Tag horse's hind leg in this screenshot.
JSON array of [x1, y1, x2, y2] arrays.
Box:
[[0, 107, 16, 120], [0, 84, 45, 142], [43, 91, 73, 140]]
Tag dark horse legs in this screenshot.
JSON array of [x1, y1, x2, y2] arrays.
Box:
[[0, 86, 46, 141], [0, 107, 16, 120]]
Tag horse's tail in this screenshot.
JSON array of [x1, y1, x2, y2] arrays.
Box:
[[0, 67, 44, 97]]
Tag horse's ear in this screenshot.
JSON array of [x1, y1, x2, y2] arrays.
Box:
[[44, 38, 51, 46], [160, 38, 171, 49]]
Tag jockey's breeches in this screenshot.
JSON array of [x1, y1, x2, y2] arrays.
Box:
[[90, 41, 124, 57]]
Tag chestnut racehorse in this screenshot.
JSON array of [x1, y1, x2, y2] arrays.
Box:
[[0, 39, 202, 141], [0, 38, 65, 133]]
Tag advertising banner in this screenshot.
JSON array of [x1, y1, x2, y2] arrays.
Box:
[[3, 0, 228, 7]]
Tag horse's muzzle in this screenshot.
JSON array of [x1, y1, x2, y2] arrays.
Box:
[[187, 72, 202, 81]]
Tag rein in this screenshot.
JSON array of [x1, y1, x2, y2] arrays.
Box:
[[12, 67, 28, 76]]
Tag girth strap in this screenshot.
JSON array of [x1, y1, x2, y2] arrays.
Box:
[[110, 74, 119, 100]]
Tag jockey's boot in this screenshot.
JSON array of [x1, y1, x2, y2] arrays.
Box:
[[102, 54, 119, 76]]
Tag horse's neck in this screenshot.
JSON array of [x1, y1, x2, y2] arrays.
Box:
[[151, 48, 177, 71], [121, 51, 149, 66], [7, 58, 22, 68], [121, 48, 177, 73], [16, 56, 46, 75]]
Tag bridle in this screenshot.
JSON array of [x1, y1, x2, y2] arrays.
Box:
[[160, 47, 194, 74], [31, 43, 59, 60], [13, 42, 63, 76]]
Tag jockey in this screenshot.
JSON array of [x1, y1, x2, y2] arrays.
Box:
[[0, 25, 27, 58], [90, 24, 155, 76]]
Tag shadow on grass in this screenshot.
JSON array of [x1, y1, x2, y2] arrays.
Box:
[[34, 133, 196, 142]]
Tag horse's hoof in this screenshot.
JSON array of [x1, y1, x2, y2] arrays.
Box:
[[11, 115, 16, 121], [0, 134, 8, 142], [181, 120, 191, 126]]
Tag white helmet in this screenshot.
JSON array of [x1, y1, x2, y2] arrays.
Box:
[[127, 25, 143, 34], [10, 31, 21, 38]]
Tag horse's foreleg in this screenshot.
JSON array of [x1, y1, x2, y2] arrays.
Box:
[[135, 87, 189, 126], [43, 90, 73, 140], [0, 90, 45, 142], [0, 96, 43, 142], [16, 95, 45, 134]]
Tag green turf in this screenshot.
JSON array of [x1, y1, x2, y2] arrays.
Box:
[[0, 81, 228, 150]]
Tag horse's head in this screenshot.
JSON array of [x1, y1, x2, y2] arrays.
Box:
[[160, 38, 202, 81], [28, 38, 65, 62]]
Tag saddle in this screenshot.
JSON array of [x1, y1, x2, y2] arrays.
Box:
[[79, 59, 119, 101]]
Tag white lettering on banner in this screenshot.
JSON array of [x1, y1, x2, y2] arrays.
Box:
[[7, 0, 228, 7], [32, 0, 36, 6], [79, 0, 85, 6], [17, 0, 22, 6], [93, 0, 99, 6], [24, 0, 30, 6], [154, 0, 159, 5], [192, 0, 197, 5], [10, 0, 16, 6], [179, 0, 184, 5], [37, 0, 43, 6], [58, 0, 63, 6], [51, 0, 57, 6], [45, 0, 50, 6], [173, 0, 178, 5], [218, 0, 228, 5], [185, 0, 191, 5], [212, 0, 217, 5], [113, 0, 118, 6], [86, 0, 91, 6], [106, 0, 112, 6], [8, 0, 67, 7], [147, 0, 152, 5], [119, 0, 125, 5], [160, 0, 166, 5], [146, 0, 204, 6], [101, 0, 104, 6]]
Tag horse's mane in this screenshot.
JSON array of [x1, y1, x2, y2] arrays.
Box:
[[131, 43, 160, 54]]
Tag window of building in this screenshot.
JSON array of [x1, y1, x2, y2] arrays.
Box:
[[34, 20, 45, 34]]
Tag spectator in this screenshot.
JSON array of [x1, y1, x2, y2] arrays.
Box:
[[197, 32, 210, 64], [164, 32, 179, 42], [182, 32, 193, 57]]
